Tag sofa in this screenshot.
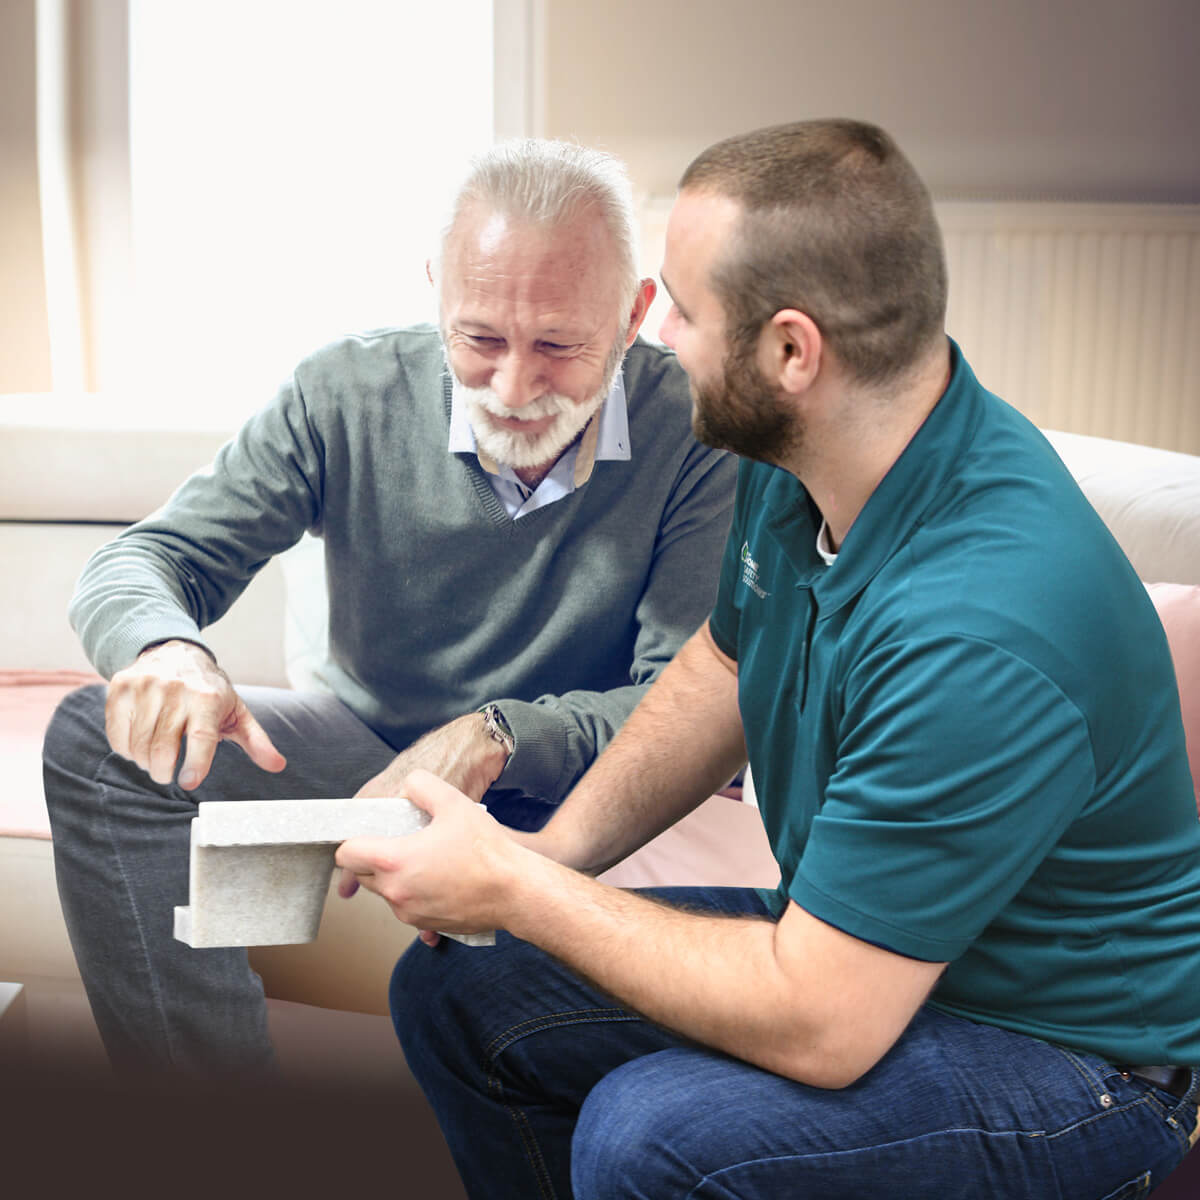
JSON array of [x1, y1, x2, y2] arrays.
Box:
[[1, 396, 1198, 1092]]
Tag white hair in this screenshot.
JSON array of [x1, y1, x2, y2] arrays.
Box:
[[438, 138, 640, 311]]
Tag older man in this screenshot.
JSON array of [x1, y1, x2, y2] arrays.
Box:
[[342, 120, 1200, 1198], [42, 139, 735, 1077]]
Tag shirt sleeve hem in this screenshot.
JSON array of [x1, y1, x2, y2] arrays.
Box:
[[788, 875, 968, 963], [707, 615, 738, 661]]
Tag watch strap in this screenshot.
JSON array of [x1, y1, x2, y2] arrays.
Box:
[[478, 703, 515, 757]]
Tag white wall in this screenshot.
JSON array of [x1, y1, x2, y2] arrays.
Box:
[[541, 0, 1200, 202]]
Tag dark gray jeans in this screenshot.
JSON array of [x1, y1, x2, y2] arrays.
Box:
[[42, 683, 398, 1077]]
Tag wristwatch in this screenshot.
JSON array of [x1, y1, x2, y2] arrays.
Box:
[[478, 703, 515, 758]]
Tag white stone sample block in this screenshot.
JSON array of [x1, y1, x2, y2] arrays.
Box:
[[174, 797, 495, 949], [0, 981, 27, 1052]]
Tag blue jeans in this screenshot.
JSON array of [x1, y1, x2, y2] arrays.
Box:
[[392, 886, 1199, 1199]]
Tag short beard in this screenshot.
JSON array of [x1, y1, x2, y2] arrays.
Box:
[[452, 335, 627, 471], [692, 329, 796, 463]]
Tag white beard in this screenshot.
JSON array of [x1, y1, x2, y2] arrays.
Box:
[[461, 383, 607, 470], [453, 337, 627, 471]]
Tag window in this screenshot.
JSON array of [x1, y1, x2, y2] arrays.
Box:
[[126, 0, 497, 426]]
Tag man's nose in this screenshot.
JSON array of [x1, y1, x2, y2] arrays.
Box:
[[659, 305, 678, 350], [491, 351, 543, 409]]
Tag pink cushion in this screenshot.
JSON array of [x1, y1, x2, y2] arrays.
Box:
[[0, 670, 101, 838], [1146, 583, 1200, 810], [599, 793, 780, 890]]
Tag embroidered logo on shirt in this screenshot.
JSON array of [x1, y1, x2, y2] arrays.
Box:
[[740, 541, 770, 599]]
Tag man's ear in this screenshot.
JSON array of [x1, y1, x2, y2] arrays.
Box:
[[623, 278, 658, 347], [762, 309, 822, 395], [425, 258, 435, 287]]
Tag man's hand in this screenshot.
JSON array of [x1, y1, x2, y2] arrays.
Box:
[[105, 639, 286, 790], [344, 713, 512, 922], [337, 768, 524, 935], [354, 711, 510, 805]]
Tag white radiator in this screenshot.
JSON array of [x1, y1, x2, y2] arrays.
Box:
[[638, 199, 1200, 454], [939, 202, 1200, 454]]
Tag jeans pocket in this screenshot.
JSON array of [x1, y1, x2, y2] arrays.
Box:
[[1051, 1044, 1172, 1114], [1096, 1170, 1152, 1200]]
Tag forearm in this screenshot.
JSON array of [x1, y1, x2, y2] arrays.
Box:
[[356, 711, 511, 805], [498, 854, 845, 1086], [529, 622, 747, 874]]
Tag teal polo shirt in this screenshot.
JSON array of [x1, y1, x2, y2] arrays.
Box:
[[709, 342, 1200, 1065]]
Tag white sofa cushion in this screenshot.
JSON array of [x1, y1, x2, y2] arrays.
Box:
[[1044, 430, 1200, 586], [0, 523, 288, 685], [0, 394, 232, 523]]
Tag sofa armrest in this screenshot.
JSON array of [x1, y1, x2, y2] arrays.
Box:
[[0, 521, 288, 687]]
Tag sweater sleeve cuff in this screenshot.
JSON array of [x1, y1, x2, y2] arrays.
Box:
[[91, 616, 211, 678], [487, 697, 570, 800]]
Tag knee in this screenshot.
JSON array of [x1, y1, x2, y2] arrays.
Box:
[[42, 684, 110, 788], [389, 937, 490, 1067], [389, 934, 538, 1084], [572, 1057, 699, 1200], [389, 937, 440, 1047]]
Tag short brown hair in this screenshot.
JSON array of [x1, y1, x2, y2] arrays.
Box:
[[680, 119, 947, 385]]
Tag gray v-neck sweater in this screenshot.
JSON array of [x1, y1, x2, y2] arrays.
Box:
[[70, 326, 736, 802]]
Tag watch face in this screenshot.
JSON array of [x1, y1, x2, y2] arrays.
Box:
[[492, 707, 514, 740], [482, 705, 514, 749]]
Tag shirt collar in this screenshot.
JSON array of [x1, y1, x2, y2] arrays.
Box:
[[448, 369, 631, 487], [810, 337, 982, 614], [759, 338, 981, 613]]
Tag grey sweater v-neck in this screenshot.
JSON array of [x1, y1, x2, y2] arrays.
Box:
[[70, 326, 736, 802]]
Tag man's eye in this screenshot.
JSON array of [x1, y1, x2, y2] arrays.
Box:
[[540, 342, 578, 355], [466, 334, 502, 348]]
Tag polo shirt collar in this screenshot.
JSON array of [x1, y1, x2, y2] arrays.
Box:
[[766, 338, 984, 614]]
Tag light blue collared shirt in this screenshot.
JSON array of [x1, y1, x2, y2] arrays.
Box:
[[447, 371, 631, 519]]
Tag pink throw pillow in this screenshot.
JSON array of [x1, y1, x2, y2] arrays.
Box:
[[1146, 583, 1200, 812]]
